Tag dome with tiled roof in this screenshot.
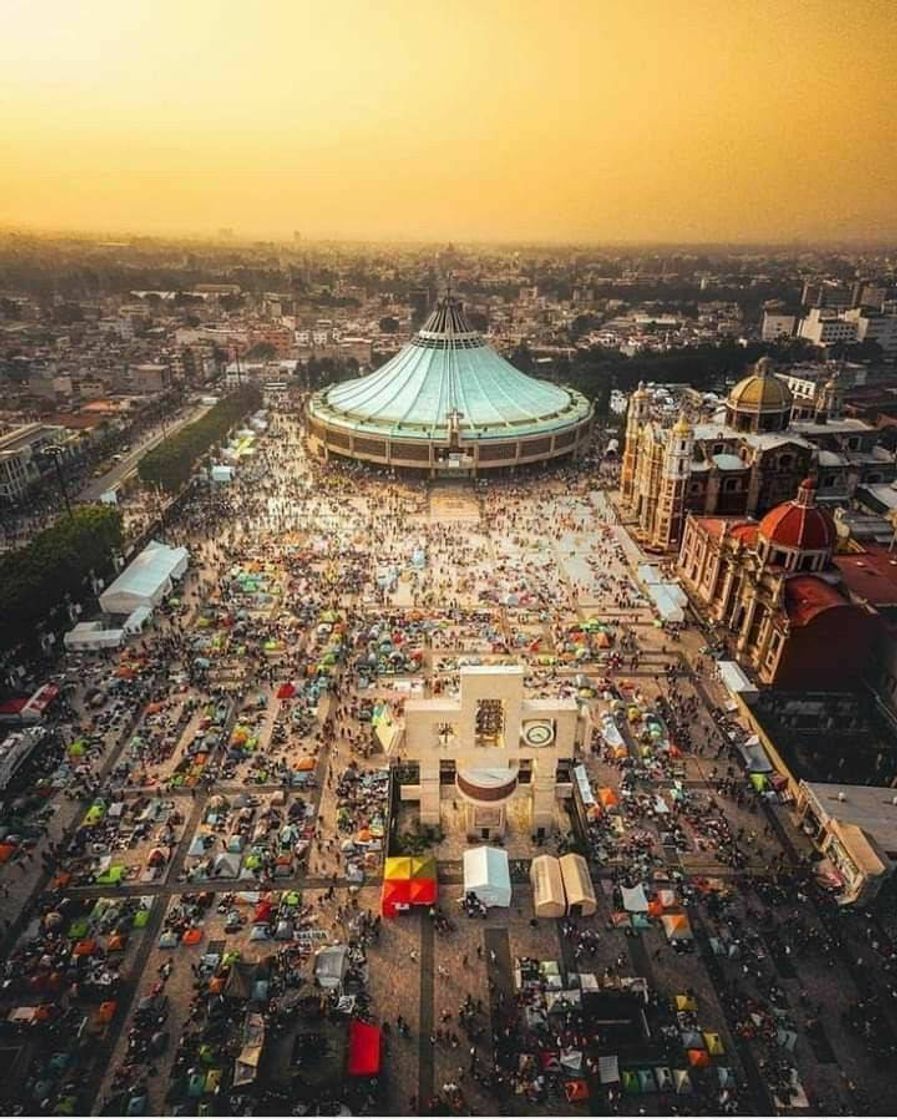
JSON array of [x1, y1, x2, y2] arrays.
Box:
[[759, 478, 836, 557], [307, 292, 594, 473], [726, 357, 793, 433]]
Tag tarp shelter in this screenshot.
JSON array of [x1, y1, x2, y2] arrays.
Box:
[[19, 683, 60, 723], [314, 945, 348, 990], [530, 855, 566, 918], [64, 621, 124, 651], [573, 764, 595, 807], [598, 1055, 620, 1084], [213, 852, 242, 878], [99, 540, 189, 615], [738, 735, 772, 773], [347, 1018, 381, 1077], [463, 846, 511, 908], [559, 853, 597, 917], [621, 884, 649, 912], [662, 913, 693, 942], [718, 660, 759, 701], [211, 464, 235, 483]]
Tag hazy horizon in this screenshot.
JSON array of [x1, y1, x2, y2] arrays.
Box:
[[3, 0, 896, 245]]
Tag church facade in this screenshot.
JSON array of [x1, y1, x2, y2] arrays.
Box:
[[676, 478, 879, 689], [619, 358, 894, 552]]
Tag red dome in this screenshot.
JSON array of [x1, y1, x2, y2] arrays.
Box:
[[758, 478, 835, 553]]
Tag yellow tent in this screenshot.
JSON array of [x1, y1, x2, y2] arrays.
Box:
[[410, 855, 437, 880], [703, 1032, 725, 1056], [674, 994, 698, 1013], [383, 857, 413, 881]]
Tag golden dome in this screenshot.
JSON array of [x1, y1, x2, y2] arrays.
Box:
[[727, 359, 793, 413], [672, 412, 692, 435]]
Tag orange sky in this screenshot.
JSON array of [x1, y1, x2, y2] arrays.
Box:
[[1, 0, 896, 243]]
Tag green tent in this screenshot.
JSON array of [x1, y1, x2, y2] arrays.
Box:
[[96, 864, 125, 886]]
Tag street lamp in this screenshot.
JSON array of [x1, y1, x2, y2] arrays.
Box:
[[41, 443, 73, 518]]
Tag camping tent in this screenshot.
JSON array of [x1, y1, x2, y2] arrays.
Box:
[[530, 855, 566, 918], [99, 540, 189, 615], [463, 846, 511, 908], [661, 913, 694, 942], [559, 853, 597, 917], [347, 1018, 381, 1077], [314, 945, 349, 990]]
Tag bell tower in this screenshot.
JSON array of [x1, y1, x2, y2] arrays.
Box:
[[621, 382, 650, 505], [654, 412, 693, 550]]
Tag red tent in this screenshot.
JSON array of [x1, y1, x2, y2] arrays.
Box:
[[381, 879, 412, 918], [347, 1018, 381, 1077], [276, 683, 296, 700], [409, 878, 437, 906]]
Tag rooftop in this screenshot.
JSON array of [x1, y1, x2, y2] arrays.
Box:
[[309, 295, 592, 441]]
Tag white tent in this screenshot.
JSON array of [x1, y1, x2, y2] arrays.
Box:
[[99, 540, 189, 615], [211, 464, 235, 483], [621, 883, 649, 912], [123, 604, 153, 634], [463, 846, 511, 908], [314, 944, 349, 990], [64, 620, 124, 650], [718, 660, 758, 700]]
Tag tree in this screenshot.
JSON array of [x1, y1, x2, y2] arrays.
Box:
[[137, 386, 262, 493], [0, 506, 123, 652], [246, 341, 276, 361]]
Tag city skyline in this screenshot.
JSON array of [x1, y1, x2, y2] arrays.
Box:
[[2, 0, 896, 244]]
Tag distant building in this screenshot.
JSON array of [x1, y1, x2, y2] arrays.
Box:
[[0, 423, 78, 504], [127, 363, 171, 394], [761, 311, 796, 342], [799, 307, 858, 348]]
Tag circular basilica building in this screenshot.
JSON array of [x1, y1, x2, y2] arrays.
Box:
[[306, 295, 593, 475]]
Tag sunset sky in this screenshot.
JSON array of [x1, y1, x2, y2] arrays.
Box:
[[1, 0, 896, 243]]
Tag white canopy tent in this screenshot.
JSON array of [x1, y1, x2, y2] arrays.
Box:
[[123, 604, 153, 634], [64, 620, 124, 651], [99, 540, 189, 615], [718, 660, 759, 701], [463, 846, 512, 908]]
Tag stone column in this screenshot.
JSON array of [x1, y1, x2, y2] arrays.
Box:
[[531, 759, 556, 831], [419, 761, 441, 826]]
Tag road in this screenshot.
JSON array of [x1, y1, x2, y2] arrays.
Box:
[[77, 399, 214, 501]]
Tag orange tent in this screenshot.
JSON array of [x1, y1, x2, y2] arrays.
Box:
[[97, 1001, 117, 1025], [565, 1080, 590, 1102], [295, 757, 316, 772], [182, 928, 203, 946], [598, 788, 619, 808], [73, 939, 96, 957], [687, 1049, 711, 1069], [0, 843, 15, 864]]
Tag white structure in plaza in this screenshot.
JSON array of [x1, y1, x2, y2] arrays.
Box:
[[396, 664, 580, 840], [99, 539, 189, 615]]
